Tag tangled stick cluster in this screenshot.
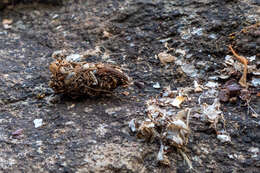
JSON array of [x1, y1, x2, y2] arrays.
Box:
[[49, 59, 129, 98]]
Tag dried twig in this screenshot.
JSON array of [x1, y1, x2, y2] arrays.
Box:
[[229, 22, 260, 38], [178, 149, 193, 170], [228, 45, 248, 88]]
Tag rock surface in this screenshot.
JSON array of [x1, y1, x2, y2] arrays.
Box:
[[0, 0, 259, 172]]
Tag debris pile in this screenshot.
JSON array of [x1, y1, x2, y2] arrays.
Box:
[[129, 88, 191, 166], [49, 55, 129, 98]]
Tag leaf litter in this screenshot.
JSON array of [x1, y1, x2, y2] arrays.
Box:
[[127, 24, 260, 168], [129, 78, 236, 169], [130, 87, 192, 168]]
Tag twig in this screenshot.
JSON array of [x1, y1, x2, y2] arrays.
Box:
[[178, 149, 193, 170], [186, 108, 191, 129], [229, 22, 260, 37], [228, 45, 248, 88], [228, 45, 248, 65], [247, 103, 259, 116]]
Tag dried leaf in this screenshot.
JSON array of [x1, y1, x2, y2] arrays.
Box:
[[136, 121, 157, 142], [103, 30, 112, 38], [252, 113, 259, 118], [132, 88, 191, 166], [194, 81, 203, 92], [2, 19, 13, 25], [165, 124, 185, 147], [170, 96, 185, 108], [202, 98, 222, 123], [122, 91, 130, 96], [158, 52, 176, 65]]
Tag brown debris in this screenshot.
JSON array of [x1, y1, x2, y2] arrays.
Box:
[[49, 59, 129, 98], [130, 88, 191, 165], [158, 52, 176, 65], [122, 91, 130, 96]]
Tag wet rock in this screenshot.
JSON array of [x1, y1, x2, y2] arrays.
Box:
[[231, 23, 260, 57], [78, 143, 144, 172], [219, 88, 230, 102], [252, 0, 260, 5], [0, 0, 63, 8], [0, 0, 259, 172]]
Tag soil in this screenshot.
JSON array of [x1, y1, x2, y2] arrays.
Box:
[[0, 0, 259, 172]]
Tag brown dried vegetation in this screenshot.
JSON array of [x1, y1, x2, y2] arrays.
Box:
[[49, 59, 129, 98]]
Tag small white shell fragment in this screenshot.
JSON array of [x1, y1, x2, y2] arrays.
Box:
[[194, 80, 203, 92], [209, 33, 217, 39], [82, 63, 90, 69], [33, 119, 43, 128], [181, 63, 198, 77], [202, 98, 221, 121], [248, 55, 256, 62], [249, 147, 259, 153], [251, 77, 260, 87], [153, 82, 161, 89], [52, 50, 67, 59], [225, 55, 234, 65], [157, 143, 164, 161], [176, 49, 186, 56], [52, 14, 59, 19], [191, 27, 203, 36], [217, 134, 231, 142], [205, 81, 219, 88], [172, 119, 188, 130], [66, 54, 82, 62], [129, 119, 136, 132]]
